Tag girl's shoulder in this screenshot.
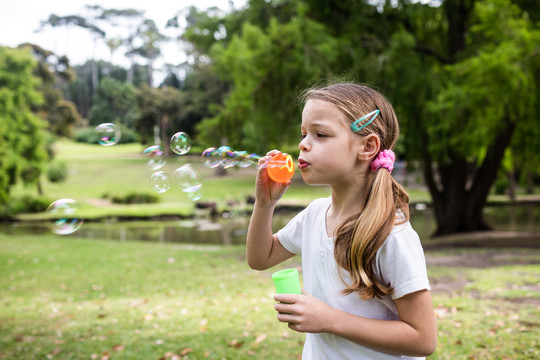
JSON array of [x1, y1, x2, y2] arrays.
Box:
[[301, 196, 331, 214]]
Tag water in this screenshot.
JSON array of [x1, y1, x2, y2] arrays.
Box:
[[1, 204, 538, 245]]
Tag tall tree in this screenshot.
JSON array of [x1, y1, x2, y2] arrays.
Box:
[[38, 14, 106, 93], [197, 4, 340, 151], [131, 19, 168, 87], [87, 77, 138, 128], [18, 43, 81, 138], [135, 85, 183, 151], [0, 47, 48, 203], [380, 0, 539, 235]]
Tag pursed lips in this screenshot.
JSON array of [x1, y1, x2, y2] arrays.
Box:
[[298, 158, 310, 170]]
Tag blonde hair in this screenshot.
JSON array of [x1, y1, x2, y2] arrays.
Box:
[[301, 82, 410, 300]]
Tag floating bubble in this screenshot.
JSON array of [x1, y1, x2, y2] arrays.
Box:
[[217, 146, 238, 169], [143, 145, 166, 170], [234, 151, 259, 168], [151, 171, 170, 193], [170, 132, 192, 155], [46, 199, 83, 235], [173, 164, 203, 201], [202, 147, 222, 168], [95, 123, 118, 146]]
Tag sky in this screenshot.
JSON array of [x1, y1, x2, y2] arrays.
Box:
[[0, 0, 245, 73]]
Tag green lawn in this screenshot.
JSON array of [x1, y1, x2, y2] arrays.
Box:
[[1, 234, 539, 359]]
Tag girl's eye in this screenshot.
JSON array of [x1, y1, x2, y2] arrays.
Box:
[[316, 133, 327, 138], [300, 134, 307, 139]]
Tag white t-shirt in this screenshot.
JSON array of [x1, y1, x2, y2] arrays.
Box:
[[276, 197, 430, 360]]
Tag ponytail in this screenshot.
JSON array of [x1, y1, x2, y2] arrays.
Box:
[[334, 168, 409, 299]]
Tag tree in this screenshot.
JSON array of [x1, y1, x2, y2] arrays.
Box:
[[38, 14, 106, 93], [197, 4, 340, 152], [88, 77, 138, 128], [18, 43, 81, 138], [381, 0, 540, 235], [131, 19, 168, 87], [0, 47, 48, 204], [135, 84, 183, 151]]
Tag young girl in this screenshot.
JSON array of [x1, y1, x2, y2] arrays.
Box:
[[246, 82, 437, 359]]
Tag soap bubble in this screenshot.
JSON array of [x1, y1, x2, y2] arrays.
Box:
[[95, 123, 118, 146], [202, 147, 222, 168], [217, 146, 238, 169], [150, 171, 170, 193], [173, 164, 203, 201], [234, 151, 258, 168], [143, 145, 166, 170], [46, 199, 83, 235], [170, 132, 192, 155]]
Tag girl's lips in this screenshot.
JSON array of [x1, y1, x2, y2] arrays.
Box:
[[298, 158, 310, 170]]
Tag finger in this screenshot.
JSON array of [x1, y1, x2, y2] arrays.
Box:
[[274, 302, 294, 314], [274, 293, 300, 303], [257, 156, 270, 170], [276, 311, 296, 323], [265, 149, 282, 157]]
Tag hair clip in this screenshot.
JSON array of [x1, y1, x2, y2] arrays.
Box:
[[350, 109, 380, 133]]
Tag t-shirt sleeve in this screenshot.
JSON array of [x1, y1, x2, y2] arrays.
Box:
[[275, 207, 306, 255], [376, 223, 431, 300]]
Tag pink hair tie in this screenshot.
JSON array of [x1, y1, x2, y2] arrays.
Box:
[[371, 149, 395, 173]]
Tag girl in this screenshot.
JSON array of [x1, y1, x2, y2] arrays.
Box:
[[246, 82, 437, 359]]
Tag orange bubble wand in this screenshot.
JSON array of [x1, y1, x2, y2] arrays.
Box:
[[266, 153, 295, 183]]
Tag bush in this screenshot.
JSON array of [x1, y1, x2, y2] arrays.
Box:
[[5, 195, 52, 215], [109, 192, 159, 204], [47, 161, 68, 183], [75, 126, 139, 145]]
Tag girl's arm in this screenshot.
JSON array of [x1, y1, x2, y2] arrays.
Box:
[[246, 151, 294, 270], [274, 289, 437, 357], [246, 204, 294, 270]]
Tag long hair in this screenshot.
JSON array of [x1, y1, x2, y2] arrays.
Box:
[[300, 82, 410, 300]]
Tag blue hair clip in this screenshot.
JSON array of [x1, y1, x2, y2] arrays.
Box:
[[350, 110, 380, 133]]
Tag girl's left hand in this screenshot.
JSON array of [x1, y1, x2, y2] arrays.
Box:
[[274, 291, 335, 333]]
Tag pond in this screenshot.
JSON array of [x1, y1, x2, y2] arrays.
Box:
[[1, 203, 539, 245]]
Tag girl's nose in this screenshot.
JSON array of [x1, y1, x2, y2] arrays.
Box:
[[299, 137, 309, 152]]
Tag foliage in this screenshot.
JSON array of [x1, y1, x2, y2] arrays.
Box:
[[426, 0, 539, 161], [17, 43, 81, 138], [74, 125, 139, 144], [135, 84, 184, 150], [1, 195, 52, 216], [88, 77, 139, 127], [198, 5, 340, 152], [46, 161, 68, 183], [109, 192, 159, 204], [0, 46, 49, 204]]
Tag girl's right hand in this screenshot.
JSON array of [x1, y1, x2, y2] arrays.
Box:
[[255, 150, 291, 207]]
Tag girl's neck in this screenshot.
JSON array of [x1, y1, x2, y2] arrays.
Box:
[[326, 175, 371, 237]]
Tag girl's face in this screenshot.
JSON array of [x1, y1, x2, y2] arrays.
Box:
[[298, 100, 365, 187]]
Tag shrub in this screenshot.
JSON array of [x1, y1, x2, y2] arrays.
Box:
[[47, 161, 68, 183], [109, 192, 159, 204], [6, 195, 52, 215], [75, 126, 139, 144]]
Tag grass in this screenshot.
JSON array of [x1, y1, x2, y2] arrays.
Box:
[[0, 233, 305, 359], [1, 233, 539, 359]]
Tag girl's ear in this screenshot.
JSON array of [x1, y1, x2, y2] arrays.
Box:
[[358, 134, 381, 161]]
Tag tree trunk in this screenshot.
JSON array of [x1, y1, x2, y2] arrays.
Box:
[[526, 170, 535, 194], [426, 118, 517, 236]]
